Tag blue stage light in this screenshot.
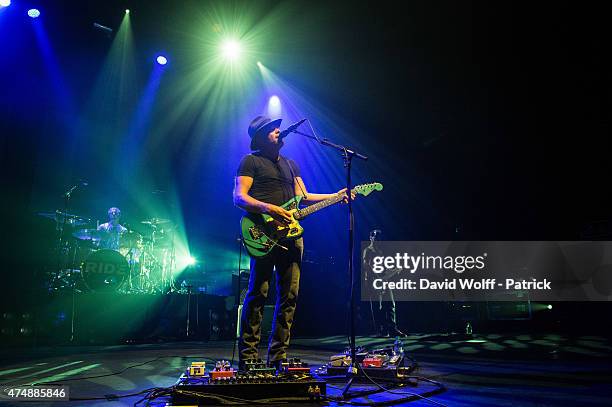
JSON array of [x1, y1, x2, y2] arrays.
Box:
[[156, 55, 168, 65], [28, 9, 40, 18], [0, 0, 11, 8]]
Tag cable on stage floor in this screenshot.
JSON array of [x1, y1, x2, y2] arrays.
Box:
[[317, 355, 447, 407]]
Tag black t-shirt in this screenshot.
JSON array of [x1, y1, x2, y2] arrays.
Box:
[[237, 153, 301, 206]]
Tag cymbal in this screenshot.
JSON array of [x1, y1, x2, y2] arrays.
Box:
[[38, 210, 91, 226], [72, 228, 105, 240], [141, 218, 172, 225]]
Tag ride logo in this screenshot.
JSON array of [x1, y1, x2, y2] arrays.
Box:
[[83, 261, 128, 275]]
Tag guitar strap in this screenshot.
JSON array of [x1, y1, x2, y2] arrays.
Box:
[[283, 156, 308, 201]]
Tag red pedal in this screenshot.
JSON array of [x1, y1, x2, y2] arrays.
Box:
[[210, 369, 235, 379], [287, 367, 310, 373], [363, 358, 383, 367]]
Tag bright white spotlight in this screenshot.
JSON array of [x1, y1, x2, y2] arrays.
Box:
[[125, 9, 130, 14], [547, 304, 553, 310], [267, 95, 282, 117], [27, 8, 40, 18], [156, 55, 168, 65], [220, 39, 242, 61], [0, 0, 11, 8], [187, 256, 196, 265]]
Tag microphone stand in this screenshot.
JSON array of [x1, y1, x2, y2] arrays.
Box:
[[291, 126, 367, 398], [232, 235, 248, 367], [61, 184, 78, 343], [59, 182, 88, 343]]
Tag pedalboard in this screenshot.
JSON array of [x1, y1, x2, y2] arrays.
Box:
[[171, 358, 326, 405]]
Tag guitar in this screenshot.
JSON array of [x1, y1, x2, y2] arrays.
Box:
[[240, 182, 383, 258]]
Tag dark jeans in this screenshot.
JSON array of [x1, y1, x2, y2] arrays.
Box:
[[372, 289, 397, 334], [239, 238, 303, 364]]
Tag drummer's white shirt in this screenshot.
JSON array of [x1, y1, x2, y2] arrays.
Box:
[[96, 222, 127, 250]]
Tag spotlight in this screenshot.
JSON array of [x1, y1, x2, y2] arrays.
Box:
[[188, 256, 197, 265], [256, 61, 263, 67], [547, 304, 553, 310], [0, 0, 11, 8], [125, 9, 130, 14], [267, 95, 281, 117], [220, 39, 241, 61], [156, 55, 168, 65], [27, 8, 40, 18]]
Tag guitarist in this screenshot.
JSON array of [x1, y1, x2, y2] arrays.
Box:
[[363, 229, 407, 338], [233, 115, 353, 370]]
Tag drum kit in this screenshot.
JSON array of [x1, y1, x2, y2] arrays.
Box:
[[40, 210, 178, 294]]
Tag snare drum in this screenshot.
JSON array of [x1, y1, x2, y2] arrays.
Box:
[[81, 249, 129, 291]]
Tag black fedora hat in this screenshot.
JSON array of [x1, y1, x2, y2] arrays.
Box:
[[248, 116, 282, 150]]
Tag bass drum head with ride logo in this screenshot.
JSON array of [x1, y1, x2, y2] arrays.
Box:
[[81, 249, 129, 291]]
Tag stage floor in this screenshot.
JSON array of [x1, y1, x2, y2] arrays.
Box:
[[1, 334, 611, 406]]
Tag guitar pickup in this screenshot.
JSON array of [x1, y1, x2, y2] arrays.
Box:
[[249, 226, 264, 240]]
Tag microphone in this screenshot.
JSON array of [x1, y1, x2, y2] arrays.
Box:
[[64, 180, 88, 197], [279, 118, 307, 139]]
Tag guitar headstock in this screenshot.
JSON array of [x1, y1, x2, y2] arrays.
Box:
[[354, 182, 383, 197]]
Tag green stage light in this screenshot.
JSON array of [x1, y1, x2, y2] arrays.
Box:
[[175, 247, 196, 273], [533, 303, 554, 311], [220, 39, 242, 61]]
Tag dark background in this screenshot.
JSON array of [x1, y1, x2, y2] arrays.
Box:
[[1, 1, 610, 341]]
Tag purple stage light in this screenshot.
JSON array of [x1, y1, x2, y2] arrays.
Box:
[[28, 8, 40, 18], [156, 55, 168, 65]]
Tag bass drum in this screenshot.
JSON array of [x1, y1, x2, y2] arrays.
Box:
[[81, 249, 129, 292]]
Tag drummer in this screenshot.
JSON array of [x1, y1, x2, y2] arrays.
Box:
[[96, 207, 127, 251]]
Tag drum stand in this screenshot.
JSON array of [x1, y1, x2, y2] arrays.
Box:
[[126, 248, 135, 292], [53, 190, 73, 290], [159, 231, 178, 293], [137, 236, 155, 293], [185, 284, 192, 336], [167, 239, 177, 292]]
